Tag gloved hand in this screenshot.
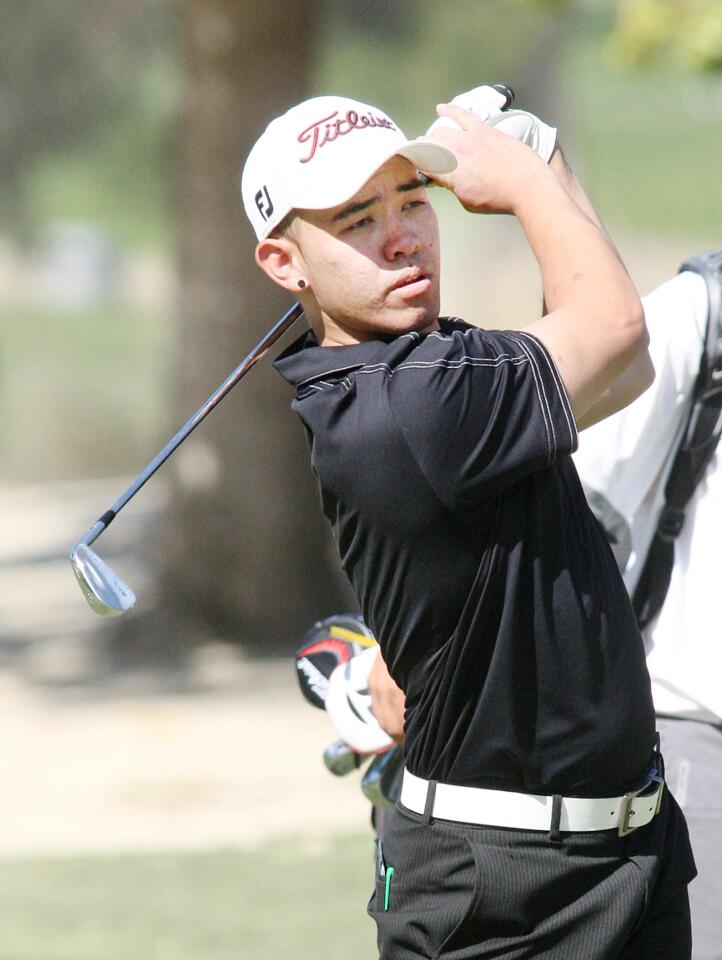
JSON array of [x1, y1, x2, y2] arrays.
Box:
[[427, 83, 557, 164], [325, 646, 394, 754]]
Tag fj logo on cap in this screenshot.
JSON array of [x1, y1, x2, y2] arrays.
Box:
[[298, 110, 396, 164], [255, 185, 274, 221]]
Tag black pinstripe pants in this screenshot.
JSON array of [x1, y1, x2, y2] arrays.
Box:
[[368, 789, 696, 959]]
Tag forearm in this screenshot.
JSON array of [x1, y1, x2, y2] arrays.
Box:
[[546, 146, 655, 423], [541, 145, 606, 316], [548, 145, 607, 235], [515, 165, 647, 421]]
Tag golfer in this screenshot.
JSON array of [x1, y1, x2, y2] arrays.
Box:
[[242, 93, 696, 958]]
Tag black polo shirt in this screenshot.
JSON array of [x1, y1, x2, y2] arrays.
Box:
[[275, 317, 655, 797]]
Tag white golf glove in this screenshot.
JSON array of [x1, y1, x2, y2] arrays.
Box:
[[427, 83, 557, 164], [325, 647, 394, 755]]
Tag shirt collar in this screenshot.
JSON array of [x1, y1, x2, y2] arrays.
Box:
[[274, 317, 463, 390]]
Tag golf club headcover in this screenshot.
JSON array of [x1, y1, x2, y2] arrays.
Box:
[[427, 82, 557, 163], [325, 646, 394, 755], [295, 613, 377, 709]]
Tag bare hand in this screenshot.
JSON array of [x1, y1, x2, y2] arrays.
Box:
[[367, 649, 406, 743], [425, 103, 547, 215]]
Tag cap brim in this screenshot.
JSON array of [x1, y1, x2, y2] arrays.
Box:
[[397, 139, 457, 176], [291, 140, 457, 214]]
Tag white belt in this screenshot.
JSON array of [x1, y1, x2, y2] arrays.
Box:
[[400, 769, 665, 837]]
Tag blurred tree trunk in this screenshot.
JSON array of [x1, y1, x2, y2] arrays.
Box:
[[156, 0, 354, 654], [511, 9, 568, 123]]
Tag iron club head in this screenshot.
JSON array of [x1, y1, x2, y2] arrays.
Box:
[[361, 744, 404, 808], [70, 542, 136, 616], [323, 739, 369, 777]]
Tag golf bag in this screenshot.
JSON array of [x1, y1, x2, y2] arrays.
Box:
[[633, 251, 722, 629]]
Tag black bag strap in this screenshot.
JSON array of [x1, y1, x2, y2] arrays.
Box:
[[632, 251, 722, 629]]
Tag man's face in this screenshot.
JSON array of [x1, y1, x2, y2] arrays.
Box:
[[292, 156, 441, 344]]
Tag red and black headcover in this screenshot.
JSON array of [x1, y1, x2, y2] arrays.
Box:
[[295, 613, 376, 709]]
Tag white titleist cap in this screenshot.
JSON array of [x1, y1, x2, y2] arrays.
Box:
[[241, 95, 457, 241]]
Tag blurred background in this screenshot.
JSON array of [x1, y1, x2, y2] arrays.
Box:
[[1, 0, 720, 956]]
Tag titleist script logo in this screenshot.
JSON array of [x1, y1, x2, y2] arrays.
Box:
[[298, 110, 396, 163]]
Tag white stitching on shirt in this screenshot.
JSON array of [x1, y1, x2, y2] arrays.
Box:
[[427, 323, 481, 342], [507, 334, 555, 464], [296, 364, 365, 388], [513, 334, 557, 461], [300, 354, 528, 392], [295, 325, 481, 386], [521, 331, 577, 448], [354, 355, 527, 377]]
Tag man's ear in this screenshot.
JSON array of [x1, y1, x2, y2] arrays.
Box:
[[255, 237, 306, 292]]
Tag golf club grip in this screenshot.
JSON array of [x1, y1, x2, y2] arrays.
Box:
[[419, 83, 514, 189], [491, 83, 514, 108]]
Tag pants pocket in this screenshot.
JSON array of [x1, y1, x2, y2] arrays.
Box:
[[369, 829, 479, 960], [432, 837, 483, 957]]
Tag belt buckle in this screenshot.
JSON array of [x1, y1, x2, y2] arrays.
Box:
[[618, 777, 665, 837], [646, 754, 665, 817], [618, 792, 636, 837], [652, 776, 665, 815]]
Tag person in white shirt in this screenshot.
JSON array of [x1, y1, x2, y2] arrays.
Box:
[[574, 257, 722, 960]]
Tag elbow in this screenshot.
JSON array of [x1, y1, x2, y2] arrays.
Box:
[[627, 295, 648, 347], [639, 347, 655, 394], [634, 305, 649, 355], [631, 310, 654, 394], [623, 300, 655, 396], [617, 296, 648, 365], [622, 332, 655, 409]]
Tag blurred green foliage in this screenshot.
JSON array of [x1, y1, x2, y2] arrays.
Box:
[[3, 0, 718, 253], [565, 11, 722, 238], [1, 0, 720, 484], [0, 834, 375, 960], [316, 0, 567, 127], [25, 85, 178, 252], [0, 0, 178, 245], [0, 305, 172, 482], [608, 0, 722, 71]]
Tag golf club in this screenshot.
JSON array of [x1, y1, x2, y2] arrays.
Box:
[[361, 744, 404, 808], [323, 739, 369, 777], [70, 300, 304, 616]]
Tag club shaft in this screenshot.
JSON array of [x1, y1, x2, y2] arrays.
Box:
[[79, 301, 304, 549]]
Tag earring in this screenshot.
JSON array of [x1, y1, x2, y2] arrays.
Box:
[[297, 279, 306, 289]]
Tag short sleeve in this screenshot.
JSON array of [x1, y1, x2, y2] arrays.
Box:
[[386, 326, 577, 511]]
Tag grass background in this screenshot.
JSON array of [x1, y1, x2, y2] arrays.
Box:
[[0, 834, 376, 960]]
